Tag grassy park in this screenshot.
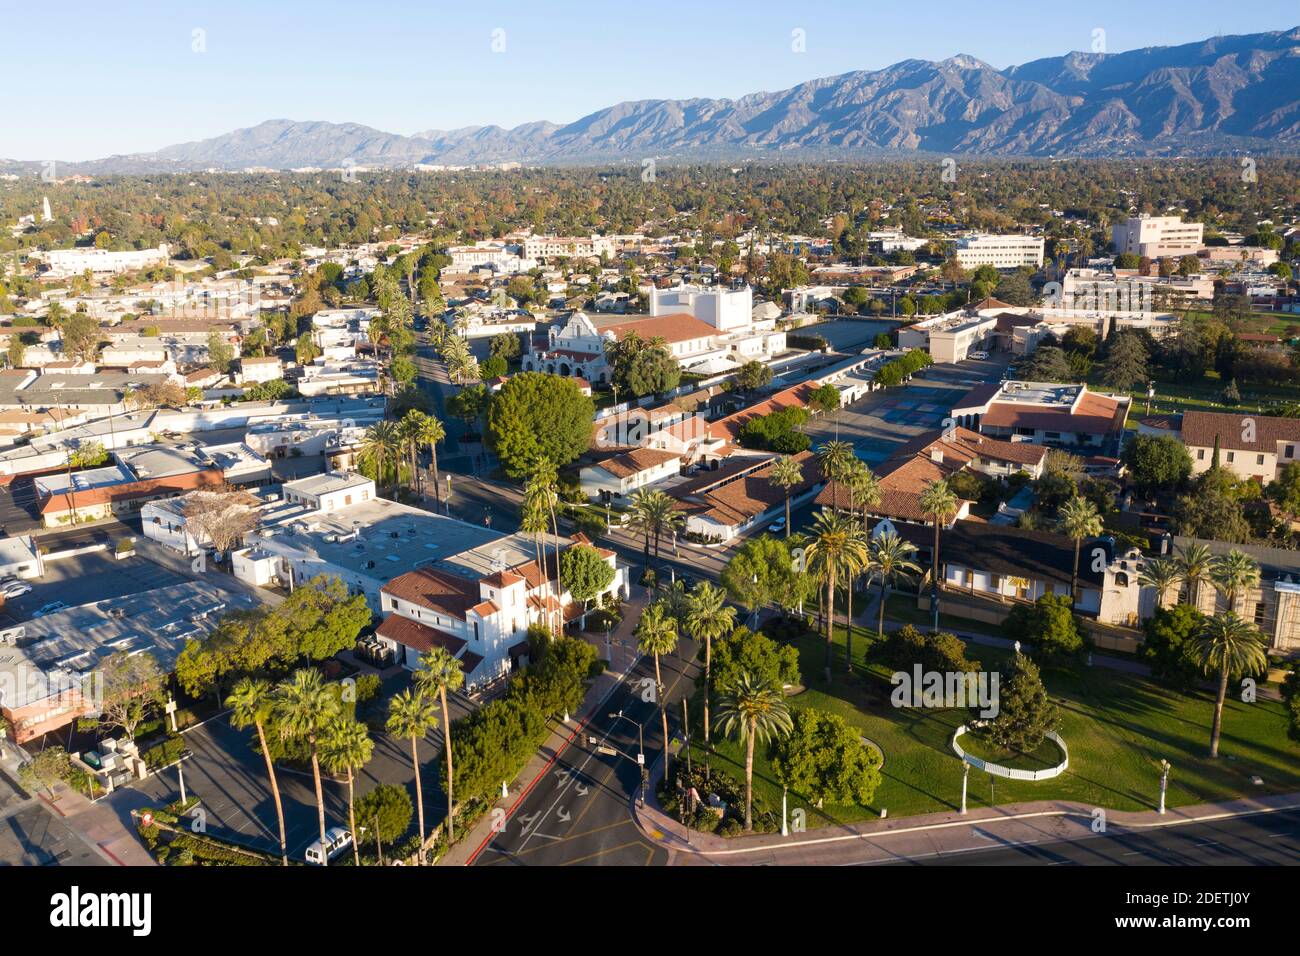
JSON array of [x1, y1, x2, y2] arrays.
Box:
[[693, 619, 1300, 830]]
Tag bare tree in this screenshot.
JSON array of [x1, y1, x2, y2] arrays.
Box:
[[98, 651, 165, 740], [182, 488, 260, 554]]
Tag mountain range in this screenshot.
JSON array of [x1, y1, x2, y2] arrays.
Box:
[[8, 26, 1299, 174]]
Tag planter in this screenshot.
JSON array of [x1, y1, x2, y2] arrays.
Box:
[[115, 550, 135, 560]]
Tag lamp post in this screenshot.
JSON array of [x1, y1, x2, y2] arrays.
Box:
[[781, 786, 789, 836], [960, 760, 970, 814], [1158, 759, 1170, 814], [609, 710, 647, 807]]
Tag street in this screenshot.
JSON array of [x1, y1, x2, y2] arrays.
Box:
[[473, 636, 700, 866]]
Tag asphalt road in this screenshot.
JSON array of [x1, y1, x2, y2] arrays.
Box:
[[895, 808, 1300, 867], [472, 637, 701, 867]]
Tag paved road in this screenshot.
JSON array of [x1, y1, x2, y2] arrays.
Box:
[[473, 638, 700, 867], [895, 808, 1300, 867]]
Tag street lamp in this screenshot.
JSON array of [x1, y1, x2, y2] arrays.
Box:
[[1158, 759, 1170, 814], [609, 710, 647, 807]]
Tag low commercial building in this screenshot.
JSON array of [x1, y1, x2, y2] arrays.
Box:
[[580, 448, 684, 502], [950, 380, 1131, 454], [671, 451, 820, 542], [897, 311, 998, 363], [0, 579, 261, 744]]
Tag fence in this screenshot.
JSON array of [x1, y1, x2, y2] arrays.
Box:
[[951, 723, 1069, 781]]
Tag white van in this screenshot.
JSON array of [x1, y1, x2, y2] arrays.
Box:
[[305, 827, 353, 865]]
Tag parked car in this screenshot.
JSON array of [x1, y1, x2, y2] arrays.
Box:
[[969, 350, 989, 360], [1, 581, 32, 599], [32, 601, 68, 618], [305, 827, 353, 865]]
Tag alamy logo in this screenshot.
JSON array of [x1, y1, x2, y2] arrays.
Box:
[[50, 886, 151, 936], [890, 665, 999, 718]]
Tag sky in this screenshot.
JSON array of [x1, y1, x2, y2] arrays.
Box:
[[3, 0, 1298, 160]]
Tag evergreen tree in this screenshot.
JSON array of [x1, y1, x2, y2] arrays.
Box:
[[987, 653, 1058, 753]]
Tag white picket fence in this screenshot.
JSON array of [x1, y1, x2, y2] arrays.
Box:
[[951, 723, 1069, 781]]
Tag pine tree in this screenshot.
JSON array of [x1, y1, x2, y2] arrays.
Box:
[[987, 653, 1058, 753]]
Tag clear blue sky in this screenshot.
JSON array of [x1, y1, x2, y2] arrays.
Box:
[[3, 0, 1297, 160]]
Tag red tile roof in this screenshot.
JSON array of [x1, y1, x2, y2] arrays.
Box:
[[381, 567, 481, 620], [376, 614, 468, 656], [599, 313, 717, 345], [1179, 410, 1300, 454], [39, 468, 224, 513]]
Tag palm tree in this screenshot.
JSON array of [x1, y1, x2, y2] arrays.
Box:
[[414, 648, 465, 844], [767, 455, 805, 540], [1138, 557, 1182, 611], [397, 412, 424, 497], [1056, 495, 1103, 606], [867, 531, 921, 637], [802, 508, 870, 684], [520, 480, 552, 625], [1192, 613, 1267, 758], [635, 601, 680, 776], [712, 672, 793, 831], [386, 688, 440, 863], [413, 411, 446, 508], [917, 479, 959, 631], [361, 420, 401, 493], [1210, 549, 1260, 616], [845, 460, 881, 526], [841, 461, 882, 666], [226, 678, 289, 866], [1175, 542, 1215, 611], [684, 582, 736, 745], [628, 489, 682, 572], [273, 669, 340, 865], [319, 718, 374, 867], [816, 440, 854, 511]]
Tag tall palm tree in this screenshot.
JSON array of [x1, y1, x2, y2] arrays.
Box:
[[529, 458, 564, 623], [1210, 549, 1260, 616], [802, 508, 870, 684], [917, 479, 959, 631], [1175, 542, 1215, 611], [767, 455, 804, 540], [413, 411, 446, 509], [273, 669, 340, 865], [628, 489, 682, 570], [1138, 557, 1182, 611], [397, 411, 425, 497], [520, 481, 552, 625], [868, 531, 921, 637], [319, 717, 373, 867], [684, 581, 736, 745], [841, 460, 882, 666], [386, 688, 440, 863], [845, 460, 881, 526], [712, 672, 793, 831], [361, 420, 401, 493], [1057, 495, 1103, 606], [635, 601, 680, 776], [226, 678, 289, 866], [1192, 613, 1267, 758], [816, 440, 854, 511], [414, 648, 465, 843]]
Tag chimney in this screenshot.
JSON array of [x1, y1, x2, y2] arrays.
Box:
[[930, 449, 944, 464]]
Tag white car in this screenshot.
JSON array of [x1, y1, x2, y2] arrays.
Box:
[[969, 350, 989, 360], [32, 601, 68, 618], [1, 581, 32, 599], [305, 826, 354, 865]]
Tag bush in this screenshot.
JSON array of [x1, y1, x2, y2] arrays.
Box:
[[877, 624, 982, 674], [141, 734, 186, 770], [1002, 595, 1089, 666]]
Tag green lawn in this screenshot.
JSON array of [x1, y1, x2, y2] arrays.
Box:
[[694, 623, 1300, 830]]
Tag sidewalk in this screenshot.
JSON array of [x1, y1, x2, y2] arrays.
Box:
[[0, 748, 155, 866], [634, 777, 1300, 865], [437, 593, 648, 866]]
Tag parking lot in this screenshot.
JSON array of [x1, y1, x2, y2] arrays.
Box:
[[1, 550, 191, 625], [805, 355, 1010, 465]]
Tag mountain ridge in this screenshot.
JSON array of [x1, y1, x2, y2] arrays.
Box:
[[20, 26, 1300, 173]]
